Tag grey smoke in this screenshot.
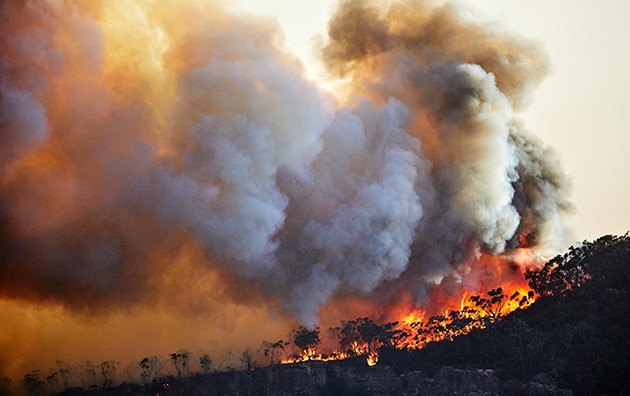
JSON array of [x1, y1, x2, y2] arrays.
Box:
[[0, 0, 572, 327]]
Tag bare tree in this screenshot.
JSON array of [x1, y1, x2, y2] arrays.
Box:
[[199, 353, 212, 374], [239, 349, 256, 371], [56, 360, 72, 390], [45, 370, 59, 394], [100, 360, 119, 388], [170, 350, 191, 377], [80, 361, 98, 389], [139, 356, 165, 384], [262, 340, 289, 365], [21, 370, 44, 396]]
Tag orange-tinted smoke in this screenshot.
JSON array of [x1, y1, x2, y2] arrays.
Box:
[[0, 0, 572, 382]]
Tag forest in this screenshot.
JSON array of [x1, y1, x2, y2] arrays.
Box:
[[7, 233, 630, 395]]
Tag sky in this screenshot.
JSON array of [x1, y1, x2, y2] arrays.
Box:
[[241, 0, 630, 242]]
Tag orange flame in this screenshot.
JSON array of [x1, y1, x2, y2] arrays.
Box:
[[281, 254, 538, 367]]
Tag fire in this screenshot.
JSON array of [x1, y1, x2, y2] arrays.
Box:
[[366, 351, 378, 367], [281, 274, 536, 367], [1, 0, 572, 383], [401, 310, 425, 326], [280, 247, 541, 367]]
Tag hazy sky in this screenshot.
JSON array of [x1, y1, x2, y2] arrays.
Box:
[[241, 0, 630, 242]]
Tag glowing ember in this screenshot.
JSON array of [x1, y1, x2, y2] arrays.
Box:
[[367, 351, 379, 367]]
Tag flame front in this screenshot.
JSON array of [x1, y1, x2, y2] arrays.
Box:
[[281, 274, 535, 367]]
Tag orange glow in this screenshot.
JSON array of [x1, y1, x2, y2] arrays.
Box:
[[281, 257, 538, 367]]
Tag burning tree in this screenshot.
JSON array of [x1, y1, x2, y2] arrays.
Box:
[[525, 234, 630, 300], [281, 285, 536, 367], [330, 318, 401, 364], [292, 326, 321, 360]]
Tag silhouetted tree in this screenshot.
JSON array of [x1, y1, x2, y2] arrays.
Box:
[[526, 233, 630, 300], [239, 349, 256, 371], [262, 340, 289, 365], [56, 360, 72, 389], [199, 353, 212, 374], [100, 360, 119, 387], [45, 370, 59, 394], [292, 326, 321, 358], [468, 287, 507, 324], [380, 234, 630, 395], [139, 356, 164, 384], [170, 350, 191, 377], [331, 320, 363, 357], [21, 370, 44, 396], [80, 361, 98, 389]]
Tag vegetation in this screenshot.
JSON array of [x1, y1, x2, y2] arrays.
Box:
[[291, 326, 321, 357], [12, 234, 630, 395], [381, 233, 630, 395], [169, 350, 191, 377], [199, 354, 212, 374]]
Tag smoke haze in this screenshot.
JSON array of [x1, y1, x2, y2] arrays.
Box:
[[0, 0, 572, 380]]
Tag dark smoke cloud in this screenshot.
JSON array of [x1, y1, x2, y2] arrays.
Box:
[[0, 0, 571, 342]]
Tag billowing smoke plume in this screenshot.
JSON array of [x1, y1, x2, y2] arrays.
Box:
[[315, 0, 573, 311], [1, 0, 571, 365]]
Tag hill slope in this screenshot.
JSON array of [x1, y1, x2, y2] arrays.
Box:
[[52, 234, 630, 395], [380, 234, 630, 395]]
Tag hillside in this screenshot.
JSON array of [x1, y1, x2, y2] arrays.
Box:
[[55, 361, 572, 395], [380, 233, 630, 395], [27, 234, 630, 395]]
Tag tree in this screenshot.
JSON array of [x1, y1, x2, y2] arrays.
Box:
[[45, 370, 59, 394], [139, 356, 165, 384], [100, 360, 119, 388], [170, 350, 191, 377], [21, 370, 44, 396], [239, 349, 256, 371], [262, 340, 289, 365], [292, 326, 321, 359], [80, 361, 98, 389], [56, 360, 72, 390], [332, 318, 400, 357], [526, 233, 630, 299], [468, 288, 507, 324], [199, 353, 212, 374], [0, 377, 11, 396]]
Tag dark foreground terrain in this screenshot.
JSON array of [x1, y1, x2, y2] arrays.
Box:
[[56, 361, 572, 396]]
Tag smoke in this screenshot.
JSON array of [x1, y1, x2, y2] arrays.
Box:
[[0, 0, 572, 378], [319, 0, 572, 305]]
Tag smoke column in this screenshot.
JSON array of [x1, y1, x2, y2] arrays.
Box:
[[0, 0, 572, 380]]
